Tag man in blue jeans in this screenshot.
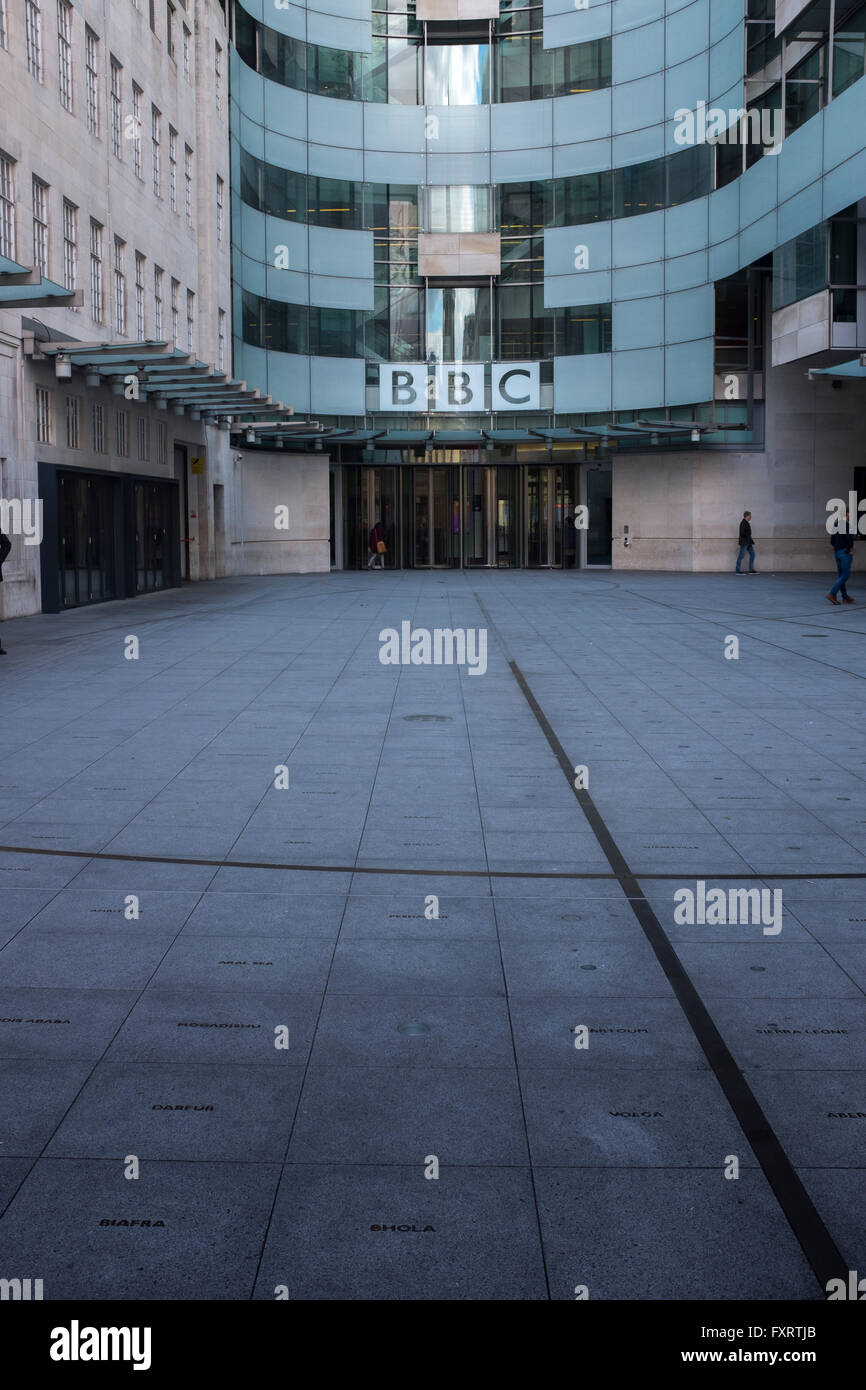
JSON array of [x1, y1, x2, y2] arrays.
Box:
[[828, 511, 855, 605], [735, 511, 756, 572]]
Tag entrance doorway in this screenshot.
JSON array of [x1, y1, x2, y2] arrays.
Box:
[[340, 460, 610, 570], [133, 480, 180, 594], [525, 466, 575, 567], [58, 471, 119, 607], [582, 463, 613, 566], [462, 466, 519, 567], [412, 466, 457, 567]]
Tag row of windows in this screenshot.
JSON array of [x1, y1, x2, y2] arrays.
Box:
[[238, 144, 715, 244], [3, 0, 201, 88], [34, 384, 170, 464], [234, 2, 610, 105], [0, 154, 227, 368], [2, 1, 225, 222], [241, 289, 612, 362]]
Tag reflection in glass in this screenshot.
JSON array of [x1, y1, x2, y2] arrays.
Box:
[[425, 43, 490, 104], [426, 286, 491, 361], [834, 6, 866, 97]]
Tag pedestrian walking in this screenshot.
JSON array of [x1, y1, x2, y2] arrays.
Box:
[[0, 529, 11, 655], [735, 511, 757, 573], [828, 510, 855, 606], [367, 520, 386, 569]]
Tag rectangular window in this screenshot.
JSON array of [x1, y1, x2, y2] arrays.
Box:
[[36, 385, 52, 444], [186, 289, 195, 353], [89, 218, 103, 323], [65, 395, 81, 448], [135, 251, 146, 336], [115, 410, 129, 457], [218, 307, 226, 372], [168, 127, 177, 211], [0, 0, 7, 51], [184, 145, 193, 221], [92, 401, 105, 453], [25, 0, 43, 80], [62, 198, 77, 292], [216, 175, 224, 242], [32, 176, 49, 277], [170, 277, 180, 347], [149, 0, 155, 32], [155, 419, 167, 465], [85, 28, 99, 136], [0, 152, 16, 260], [166, 1, 175, 59], [137, 415, 149, 461], [113, 235, 126, 334], [154, 265, 163, 336], [110, 57, 123, 158], [57, 1, 73, 110], [215, 41, 223, 113], [151, 106, 161, 197], [183, 24, 191, 82], [132, 85, 143, 178]]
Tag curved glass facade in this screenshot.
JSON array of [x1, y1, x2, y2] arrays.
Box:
[[230, 0, 866, 422], [234, 1, 610, 104]]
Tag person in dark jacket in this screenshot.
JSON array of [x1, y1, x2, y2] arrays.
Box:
[[828, 511, 855, 605], [0, 530, 11, 654], [735, 511, 756, 573], [367, 520, 386, 569]]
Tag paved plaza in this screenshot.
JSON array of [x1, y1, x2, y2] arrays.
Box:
[[0, 569, 864, 1300]]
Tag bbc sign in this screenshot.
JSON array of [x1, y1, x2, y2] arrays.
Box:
[[379, 362, 540, 413]]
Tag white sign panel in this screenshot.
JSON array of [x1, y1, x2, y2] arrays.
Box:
[[491, 362, 539, 411], [378, 362, 540, 413]]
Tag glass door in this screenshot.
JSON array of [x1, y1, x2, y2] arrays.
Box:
[[462, 465, 493, 567], [58, 472, 118, 608], [583, 463, 613, 566], [526, 466, 551, 566], [412, 466, 457, 566]]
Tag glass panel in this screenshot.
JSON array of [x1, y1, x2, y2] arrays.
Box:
[[785, 46, 824, 135], [554, 303, 611, 355], [526, 467, 545, 566], [497, 34, 530, 102], [414, 467, 430, 565], [425, 43, 490, 104], [558, 171, 612, 225], [431, 466, 451, 565], [495, 467, 518, 566], [463, 465, 489, 566], [667, 145, 713, 205], [613, 159, 665, 217], [833, 5, 866, 97], [586, 465, 612, 564], [426, 286, 491, 361], [426, 185, 492, 234], [772, 224, 828, 309]]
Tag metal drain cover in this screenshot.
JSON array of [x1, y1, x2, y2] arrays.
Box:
[[402, 714, 453, 723]]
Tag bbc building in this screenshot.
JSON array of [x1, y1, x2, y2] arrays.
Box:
[[230, 0, 866, 572], [3, 0, 866, 619]]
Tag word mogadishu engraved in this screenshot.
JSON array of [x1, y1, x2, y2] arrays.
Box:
[[379, 622, 487, 675], [673, 881, 782, 935]]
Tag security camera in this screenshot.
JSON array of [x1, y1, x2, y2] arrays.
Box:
[[231, 451, 244, 463]]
